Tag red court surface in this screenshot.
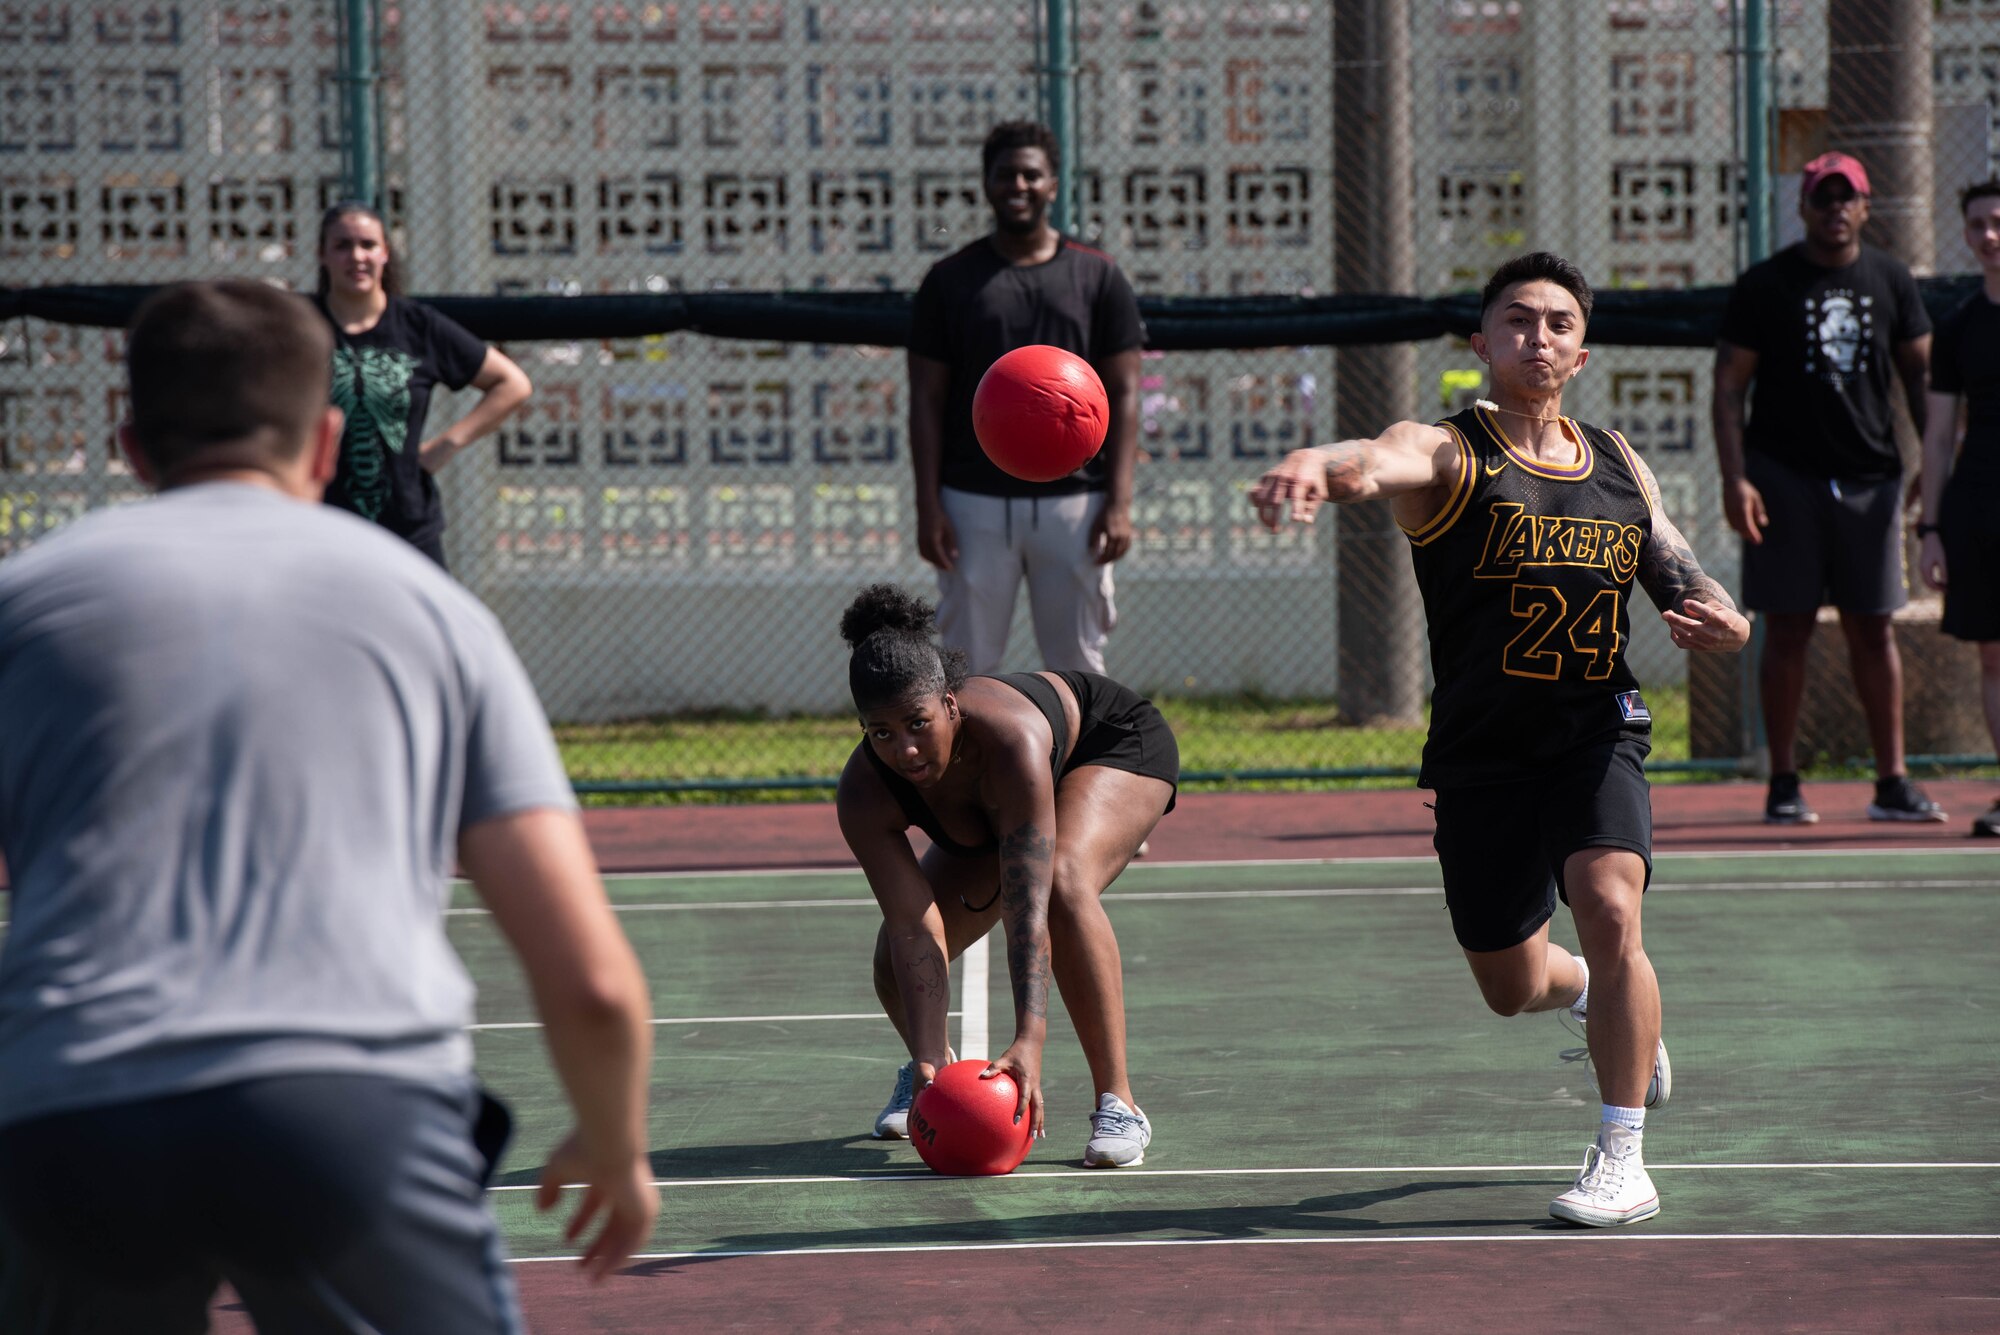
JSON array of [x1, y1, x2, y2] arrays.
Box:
[[366, 1239, 2000, 1334], [580, 777, 2000, 872], [6, 779, 1993, 890]]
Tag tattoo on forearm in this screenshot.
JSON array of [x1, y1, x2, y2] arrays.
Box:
[[1639, 529, 1735, 614], [1322, 443, 1377, 501], [998, 823, 1053, 1021], [1008, 933, 1052, 1020], [1681, 572, 1733, 609]]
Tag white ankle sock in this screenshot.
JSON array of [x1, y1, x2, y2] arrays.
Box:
[[1570, 954, 1590, 1016], [1601, 1103, 1645, 1134]]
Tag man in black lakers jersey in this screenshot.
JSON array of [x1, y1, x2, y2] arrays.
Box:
[[1250, 253, 1748, 1228]]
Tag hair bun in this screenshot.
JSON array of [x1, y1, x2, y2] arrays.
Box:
[[839, 583, 936, 648]]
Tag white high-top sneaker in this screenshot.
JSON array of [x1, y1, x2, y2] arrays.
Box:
[[1549, 1123, 1660, 1227]]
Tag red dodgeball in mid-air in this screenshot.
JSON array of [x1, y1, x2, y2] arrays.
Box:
[[971, 344, 1109, 483]]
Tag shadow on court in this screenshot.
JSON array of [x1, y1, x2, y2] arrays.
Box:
[[492, 1134, 906, 1188], [627, 1178, 1550, 1271], [647, 1135, 912, 1179]]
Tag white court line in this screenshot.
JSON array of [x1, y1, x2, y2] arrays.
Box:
[[960, 930, 989, 1061], [490, 1161, 2000, 1192], [447, 898, 875, 915], [445, 877, 1996, 917], [1106, 879, 1992, 902], [507, 1231, 2000, 1264], [471, 1011, 948, 1032], [579, 844, 2000, 883]]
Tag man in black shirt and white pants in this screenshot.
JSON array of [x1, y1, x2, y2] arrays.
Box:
[[1713, 151, 1946, 825], [907, 120, 1145, 677]]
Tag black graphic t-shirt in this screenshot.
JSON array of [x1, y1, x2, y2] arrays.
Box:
[[910, 236, 1146, 498], [1718, 242, 1930, 483], [316, 296, 489, 545]]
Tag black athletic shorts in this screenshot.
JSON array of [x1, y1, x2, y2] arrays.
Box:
[[1429, 733, 1653, 953], [1741, 451, 1907, 615], [1053, 670, 1181, 810], [0, 1073, 522, 1335], [1939, 475, 2000, 642]]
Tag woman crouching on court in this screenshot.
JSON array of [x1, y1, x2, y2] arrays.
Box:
[[836, 583, 1177, 1167]]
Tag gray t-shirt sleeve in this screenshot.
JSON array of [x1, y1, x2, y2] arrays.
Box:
[[456, 603, 577, 829]]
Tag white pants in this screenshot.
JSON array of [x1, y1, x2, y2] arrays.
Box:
[[935, 486, 1116, 675]]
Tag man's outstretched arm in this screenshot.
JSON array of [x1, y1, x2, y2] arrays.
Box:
[[1248, 420, 1456, 530]]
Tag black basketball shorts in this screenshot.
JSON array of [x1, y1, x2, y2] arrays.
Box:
[[1741, 451, 1906, 616], [1940, 476, 2000, 642], [1428, 733, 1654, 953]]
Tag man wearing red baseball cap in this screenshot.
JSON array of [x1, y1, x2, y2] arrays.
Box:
[[1712, 150, 1946, 826], [1799, 149, 1871, 201]]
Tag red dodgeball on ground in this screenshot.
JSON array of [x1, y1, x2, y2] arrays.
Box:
[[908, 1059, 1034, 1176]]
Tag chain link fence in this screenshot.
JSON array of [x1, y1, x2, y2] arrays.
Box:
[[4, 1, 1996, 792]]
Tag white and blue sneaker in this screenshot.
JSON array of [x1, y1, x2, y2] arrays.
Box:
[[1549, 1123, 1660, 1227], [873, 1048, 955, 1139], [1082, 1093, 1152, 1167], [873, 1061, 917, 1139], [1561, 997, 1671, 1110]]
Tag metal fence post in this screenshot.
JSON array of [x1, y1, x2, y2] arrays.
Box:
[[1043, 0, 1077, 234], [1738, 0, 1775, 770], [337, 0, 382, 207]]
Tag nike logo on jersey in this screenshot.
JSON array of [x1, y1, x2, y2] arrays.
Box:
[[1484, 459, 1508, 478]]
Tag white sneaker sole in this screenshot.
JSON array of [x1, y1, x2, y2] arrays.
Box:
[[1549, 1190, 1661, 1227], [1866, 803, 1948, 823], [1647, 1038, 1672, 1110], [1083, 1149, 1145, 1168], [873, 1119, 909, 1141]]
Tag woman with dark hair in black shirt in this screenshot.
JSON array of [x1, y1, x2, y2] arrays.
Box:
[[313, 201, 532, 567], [835, 583, 1177, 1167]]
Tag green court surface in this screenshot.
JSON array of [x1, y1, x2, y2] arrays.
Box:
[[453, 850, 2000, 1259]]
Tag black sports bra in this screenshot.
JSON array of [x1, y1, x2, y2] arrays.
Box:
[[860, 672, 1069, 856]]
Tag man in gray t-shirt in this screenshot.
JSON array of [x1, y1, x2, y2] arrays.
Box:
[[0, 281, 657, 1331]]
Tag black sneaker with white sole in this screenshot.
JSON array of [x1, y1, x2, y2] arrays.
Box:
[[1866, 775, 1947, 823], [1973, 801, 2000, 838], [1764, 773, 1818, 825]]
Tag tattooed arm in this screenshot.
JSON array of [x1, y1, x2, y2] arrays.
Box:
[[1248, 419, 1462, 532], [1632, 453, 1751, 653], [836, 746, 956, 1079], [976, 718, 1057, 1137]]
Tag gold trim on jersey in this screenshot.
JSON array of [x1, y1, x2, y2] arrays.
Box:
[[1400, 421, 1477, 546], [1476, 405, 1594, 481], [1605, 429, 1655, 515]]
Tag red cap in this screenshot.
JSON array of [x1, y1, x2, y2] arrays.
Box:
[[1800, 151, 1871, 199]]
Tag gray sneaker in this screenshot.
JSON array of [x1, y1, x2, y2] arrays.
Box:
[[1082, 1092, 1152, 1167], [873, 1061, 916, 1139], [873, 1048, 956, 1139]]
